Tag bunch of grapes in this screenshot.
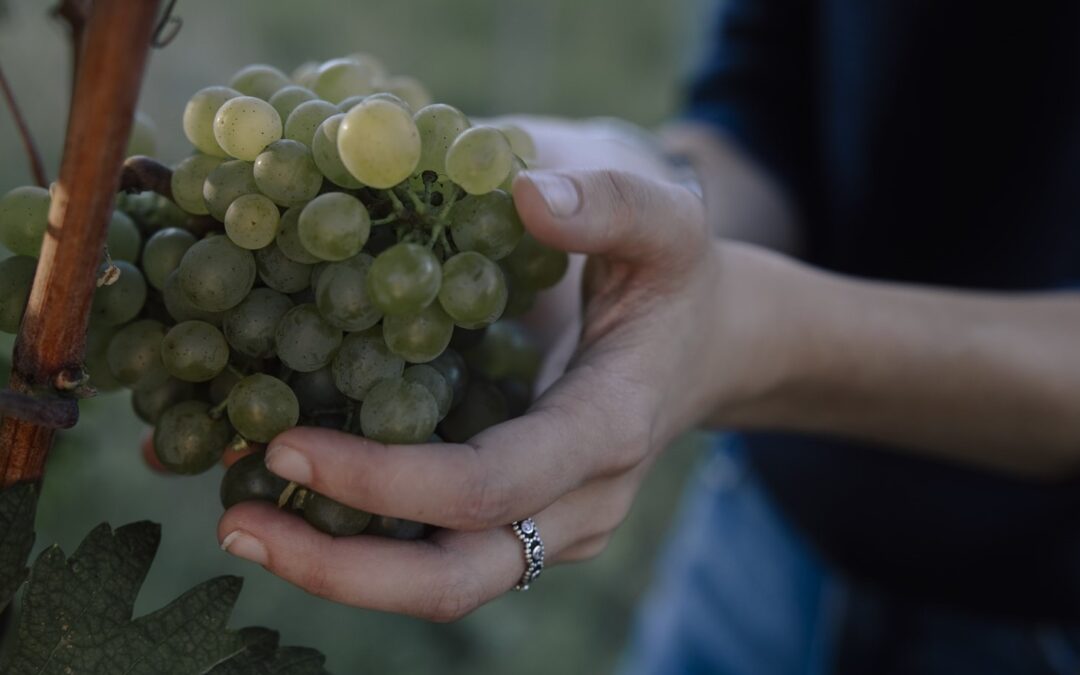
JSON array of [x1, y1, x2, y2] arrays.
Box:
[[0, 55, 568, 538]]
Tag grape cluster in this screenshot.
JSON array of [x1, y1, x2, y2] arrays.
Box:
[[0, 55, 567, 538]]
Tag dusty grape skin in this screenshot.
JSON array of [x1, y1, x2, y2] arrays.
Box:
[[132, 377, 197, 425], [359, 378, 438, 444], [177, 235, 257, 312], [161, 320, 230, 383], [154, 400, 232, 475], [106, 319, 168, 387], [382, 302, 454, 364], [227, 373, 300, 443], [255, 241, 313, 293], [220, 451, 290, 509], [274, 303, 343, 372], [314, 254, 382, 331], [403, 364, 452, 419], [367, 243, 441, 315], [301, 492, 372, 536], [142, 228, 197, 290], [331, 333, 404, 400], [91, 261, 147, 326], [448, 190, 524, 261], [223, 288, 294, 359]]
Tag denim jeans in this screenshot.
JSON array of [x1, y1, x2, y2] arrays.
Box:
[[620, 438, 1080, 675]]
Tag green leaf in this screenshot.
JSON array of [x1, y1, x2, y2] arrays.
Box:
[[0, 520, 328, 675], [0, 482, 38, 613]]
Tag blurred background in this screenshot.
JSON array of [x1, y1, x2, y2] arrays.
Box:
[[0, 1, 714, 672]]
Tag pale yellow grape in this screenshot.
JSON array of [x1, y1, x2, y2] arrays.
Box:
[[337, 95, 367, 113], [171, 154, 223, 215], [365, 92, 412, 114], [268, 85, 316, 122], [312, 114, 362, 189], [126, 111, 157, 157], [346, 53, 387, 81], [284, 99, 339, 147], [313, 57, 377, 103], [497, 124, 537, 164], [203, 160, 258, 222], [499, 155, 526, 193], [292, 61, 320, 88], [253, 139, 323, 206], [445, 126, 514, 195], [229, 64, 290, 100], [183, 86, 240, 157], [374, 75, 432, 110], [225, 193, 281, 250], [213, 97, 282, 161], [337, 99, 421, 189], [414, 104, 470, 175]]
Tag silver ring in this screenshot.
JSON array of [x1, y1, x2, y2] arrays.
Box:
[[510, 518, 544, 591]]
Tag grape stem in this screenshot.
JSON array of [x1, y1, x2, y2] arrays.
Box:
[[370, 215, 397, 227], [208, 399, 229, 420], [0, 60, 48, 188], [386, 189, 407, 215], [0, 0, 163, 487]]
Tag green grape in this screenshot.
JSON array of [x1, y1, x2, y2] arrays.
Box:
[[0, 186, 50, 257], [221, 451, 289, 509], [183, 86, 241, 157], [171, 153, 223, 215], [429, 349, 468, 408], [302, 491, 372, 536], [437, 379, 509, 443], [331, 332, 404, 400], [91, 261, 146, 326], [132, 377, 196, 425], [126, 111, 157, 157], [223, 287, 293, 358], [177, 235, 257, 312], [0, 255, 35, 333], [268, 85, 316, 122], [291, 366, 347, 415], [359, 377, 438, 444], [366, 516, 427, 540], [499, 154, 526, 193], [502, 232, 569, 290], [297, 192, 370, 261], [227, 373, 299, 443], [106, 319, 168, 387], [253, 139, 323, 207], [438, 252, 507, 328], [311, 114, 363, 188], [275, 303, 343, 372], [116, 190, 188, 232], [496, 124, 537, 164], [154, 400, 232, 475], [255, 241, 312, 293], [403, 364, 451, 419], [465, 320, 541, 381], [275, 206, 321, 264], [445, 126, 513, 195], [284, 99, 339, 147], [213, 96, 283, 161], [382, 302, 454, 364], [368, 243, 441, 315], [142, 227, 196, 290], [374, 75, 432, 110], [336, 94, 367, 113], [224, 193, 281, 250], [202, 159, 258, 222], [337, 99, 421, 188], [414, 104, 470, 175], [292, 61, 320, 89], [209, 367, 243, 405], [106, 210, 140, 263], [162, 270, 224, 325], [449, 190, 524, 260], [497, 377, 532, 418], [313, 57, 377, 103], [501, 272, 537, 318], [228, 64, 291, 100], [162, 320, 230, 382], [85, 324, 123, 393], [364, 92, 411, 113], [315, 253, 381, 330]]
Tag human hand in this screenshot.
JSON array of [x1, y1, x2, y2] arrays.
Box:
[[217, 168, 742, 620]]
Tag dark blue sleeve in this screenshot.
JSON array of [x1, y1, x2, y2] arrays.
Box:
[[685, 0, 815, 205]]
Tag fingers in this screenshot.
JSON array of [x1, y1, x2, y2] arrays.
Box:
[[264, 357, 652, 531], [512, 169, 705, 264], [218, 501, 524, 621]]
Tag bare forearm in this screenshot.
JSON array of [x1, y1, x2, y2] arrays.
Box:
[[711, 243, 1080, 478]]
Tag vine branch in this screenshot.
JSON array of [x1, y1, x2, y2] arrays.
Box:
[[0, 0, 163, 487], [0, 61, 48, 188]]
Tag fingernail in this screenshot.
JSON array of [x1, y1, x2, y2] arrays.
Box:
[[265, 444, 312, 483], [221, 530, 268, 566], [525, 172, 581, 218]]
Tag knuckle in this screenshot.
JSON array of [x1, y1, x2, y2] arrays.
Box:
[[453, 468, 511, 529]]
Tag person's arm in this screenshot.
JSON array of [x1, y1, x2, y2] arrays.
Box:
[[707, 247, 1080, 477]]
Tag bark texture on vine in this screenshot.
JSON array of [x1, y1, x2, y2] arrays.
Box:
[[0, 0, 162, 486]]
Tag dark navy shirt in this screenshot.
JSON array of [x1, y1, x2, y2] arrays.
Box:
[[686, 0, 1080, 619]]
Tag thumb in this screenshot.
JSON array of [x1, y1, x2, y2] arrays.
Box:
[[512, 169, 705, 263]]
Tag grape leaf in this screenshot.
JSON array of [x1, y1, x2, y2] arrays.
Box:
[[0, 520, 329, 675], [0, 482, 37, 613]]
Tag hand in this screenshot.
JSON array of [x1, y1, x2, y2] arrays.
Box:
[[217, 168, 738, 620]]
